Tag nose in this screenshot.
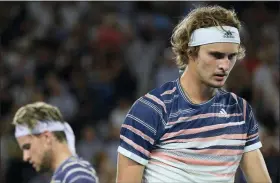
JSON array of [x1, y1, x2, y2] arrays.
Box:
[[23, 150, 31, 162], [218, 58, 230, 72]]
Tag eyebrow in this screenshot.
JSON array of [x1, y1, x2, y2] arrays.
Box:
[[22, 143, 31, 150]]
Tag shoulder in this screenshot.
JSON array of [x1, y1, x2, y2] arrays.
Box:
[[122, 80, 177, 132], [133, 80, 178, 112], [218, 89, 253, 116], [217, 88, 246, 105], [147, 80, 178, 99], [54, 157, 98, 183]]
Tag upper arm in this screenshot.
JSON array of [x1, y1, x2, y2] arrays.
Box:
[[240, 100, 271, 183], [243, 100, 262, 152], [240, 149, 271, 183], [117, 153, 145, 183], [117, 96, 165, 181]]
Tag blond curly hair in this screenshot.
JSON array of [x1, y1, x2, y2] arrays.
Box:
[[171, 5, 246, 69]]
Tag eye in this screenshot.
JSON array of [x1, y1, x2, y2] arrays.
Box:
[[210, 52, 225, 59], [22, 144, 31, 150]]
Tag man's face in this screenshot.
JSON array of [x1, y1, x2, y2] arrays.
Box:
[[17, 134, 52, 173], [190, 43, 239, 88]]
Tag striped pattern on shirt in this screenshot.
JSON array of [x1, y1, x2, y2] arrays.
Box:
[[51, 156, 99, 183], [118, 78, 262, 183]]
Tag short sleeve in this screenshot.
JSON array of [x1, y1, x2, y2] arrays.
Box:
[[243, 99, 262, 152], [118, 96, 165, 166]]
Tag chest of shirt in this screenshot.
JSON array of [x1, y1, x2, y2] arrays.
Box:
[[157, 105, 247, 147]]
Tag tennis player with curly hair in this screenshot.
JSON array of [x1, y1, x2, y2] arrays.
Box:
[[116, 5, 271, 183]]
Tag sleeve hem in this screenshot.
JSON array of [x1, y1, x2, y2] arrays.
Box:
[[118, 146, 149, 166], [244, 142, 262, 152]]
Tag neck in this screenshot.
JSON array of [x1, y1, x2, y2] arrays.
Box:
[[51, 142, 73, 172], [180, 67, 217, 104]]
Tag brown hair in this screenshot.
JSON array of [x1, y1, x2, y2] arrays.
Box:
[[171, 5, 246, 69], [13, 102, 66, 142]]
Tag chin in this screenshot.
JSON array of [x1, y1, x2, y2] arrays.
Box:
[[202, 77, 226, 88], [37, 165, 50, 173], [207, 82, 225, 88]]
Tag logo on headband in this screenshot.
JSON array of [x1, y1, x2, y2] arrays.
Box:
[[223, 30, 235, 39]]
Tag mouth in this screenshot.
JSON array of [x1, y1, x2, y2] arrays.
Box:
[[213, 74, 227, 81]]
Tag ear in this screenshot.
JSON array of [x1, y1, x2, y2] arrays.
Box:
[[187, 52, 196, 65], [187, 46, 200, 63], [186, 49, 195, 63]]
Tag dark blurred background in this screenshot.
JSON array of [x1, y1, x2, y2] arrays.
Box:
[[0, 2, 279, 183]]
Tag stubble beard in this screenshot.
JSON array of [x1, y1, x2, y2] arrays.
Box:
[[37, 150, 52, 173]]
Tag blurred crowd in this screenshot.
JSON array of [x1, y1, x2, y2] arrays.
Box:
[[0, 2, 279, 183]]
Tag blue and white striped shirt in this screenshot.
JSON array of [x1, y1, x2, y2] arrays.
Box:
[[51, 156, 98, 183], [118, 78, 262, 183]]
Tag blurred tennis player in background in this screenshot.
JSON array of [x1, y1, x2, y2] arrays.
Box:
[[116, 5, 271, 183], [12, 102, 99, 183]]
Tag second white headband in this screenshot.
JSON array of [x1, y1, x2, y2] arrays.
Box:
[[15, 121, 76, 155], [188, 26, 240, 46]]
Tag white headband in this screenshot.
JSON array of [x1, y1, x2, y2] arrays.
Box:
[[188, 26, 240, 46], [15, 121, 76, 155]]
